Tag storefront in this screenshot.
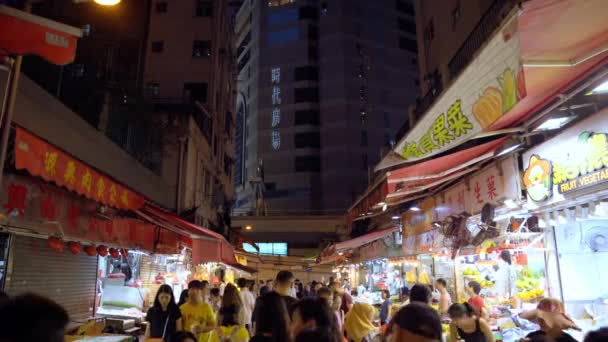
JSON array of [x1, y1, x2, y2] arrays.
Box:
[[0, 128, 186, 323], [522, 108, 608, 333]]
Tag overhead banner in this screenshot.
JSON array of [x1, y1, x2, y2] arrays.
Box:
[[523, 109, 608, 207], [394, 15, 525, 162], [15, 128, 145, 210]]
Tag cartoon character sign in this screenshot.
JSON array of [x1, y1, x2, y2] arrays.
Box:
[[523, 155, 553, 202]]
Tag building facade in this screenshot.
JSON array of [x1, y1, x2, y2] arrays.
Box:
[[233, 0, 419, 216], [143, 0, 237, 233]]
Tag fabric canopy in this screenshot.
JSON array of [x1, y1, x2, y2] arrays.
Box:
[[0, 5, 82, 65], [386, 137, 507, 196], [335, 226, 398, 251], [191, 237, 242, 267], [143, 205, 226, 241], [349, 138, 507, 217], [317, 227, 398, 265]]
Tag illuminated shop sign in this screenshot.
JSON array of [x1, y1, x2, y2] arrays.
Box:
[[271, 67, 281, 150], [524, 131, 608, 202]]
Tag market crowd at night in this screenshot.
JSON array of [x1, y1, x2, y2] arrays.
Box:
[[1, 0, 608, 341]]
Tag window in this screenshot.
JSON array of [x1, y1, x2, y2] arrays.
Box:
[[195, 0, 213, 17], [424, 20, 435, 45], [295, 132, 320, 148], [183, 82, 208, 103], [398, 18, 416, 34], [155, 2, 167, 13], [145, 82, 160, 96], [295, 109, 320, 126], [237, 50, 251, 73], [362, 153, 368, 170], [299, 6, 318, 20], [268, 8, 298, 26], [384, 134, 391, 147], [452, 2, 462, 28], [399, 36, 418, 53], [151, 41, 164, 53], [294, 65, 318, 81], [321, 2, 327, 15], [267, 28, 299, 46], [361, 130, 368, 146], [192, 40, 211, 58], [71, 64, 85, 78], [294, 87, 319, 103], [308, 45, 318, 61], [395, 0, 414, 16], [243, 242, 288, 256], [308, 24, 318, 40], [295, 156, 320, 172], [237, 31, 251, 57]]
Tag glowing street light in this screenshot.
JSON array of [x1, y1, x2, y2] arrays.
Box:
[[93, 0, 121, 5]]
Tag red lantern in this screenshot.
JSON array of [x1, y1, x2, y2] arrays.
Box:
[[97, 245, 108, 257], [84, 245, 97, 256], [67, 241, 81, 255], [120, 248, 129, 258], [47, 237, 64, 253], [109, 248, 120, 259]]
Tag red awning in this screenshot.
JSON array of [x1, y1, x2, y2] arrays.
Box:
[[0, 5, 82, 65], [349, 138, 507, 217], [491, 0, 608, 130], [387, 137, 507, 194], [191, 237, 240, 266], [335, 226, 398, 251], [142, 205, 226, 241]]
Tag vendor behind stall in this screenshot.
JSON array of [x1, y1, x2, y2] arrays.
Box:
[[466, 281, 488, 320]]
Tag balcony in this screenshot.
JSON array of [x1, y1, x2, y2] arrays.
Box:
[[448, 0, 518, 79]]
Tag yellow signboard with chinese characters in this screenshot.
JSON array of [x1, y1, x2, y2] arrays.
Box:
[[236, 255, 248, 266], [394, 15, 525, 162], [523, 110, 608, 205]]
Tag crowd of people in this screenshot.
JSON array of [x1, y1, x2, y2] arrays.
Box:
[[0, 275, 607, 342]]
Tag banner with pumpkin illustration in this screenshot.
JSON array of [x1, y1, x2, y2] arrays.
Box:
[[394, 14, 525, 162]]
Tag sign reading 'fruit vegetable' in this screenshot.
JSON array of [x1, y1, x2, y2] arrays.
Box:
[[394, 15, 526, 162], [523, 110, 608, 205]]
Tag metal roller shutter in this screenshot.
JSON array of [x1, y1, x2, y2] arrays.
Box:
[[4, 235, 99, 322]]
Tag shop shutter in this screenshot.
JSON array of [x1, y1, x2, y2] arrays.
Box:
[[4, 235, 98, 322]]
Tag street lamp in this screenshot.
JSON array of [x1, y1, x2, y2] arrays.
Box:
[[74, 0, 121, 5], [0, 0, 116, 190]]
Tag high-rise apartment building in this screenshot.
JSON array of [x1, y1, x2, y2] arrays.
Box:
[[144, 0, 237, 233], [233, 0, 419, 216]]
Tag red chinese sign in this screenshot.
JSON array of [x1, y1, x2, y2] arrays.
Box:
[[1, 174, 171, 252], [15, 128, 145, 210]]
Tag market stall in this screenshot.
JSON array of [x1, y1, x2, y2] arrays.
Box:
[[521, 108, 608, 338]]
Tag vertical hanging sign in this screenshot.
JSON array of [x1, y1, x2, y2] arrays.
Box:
[[271, 67, 281, 150]]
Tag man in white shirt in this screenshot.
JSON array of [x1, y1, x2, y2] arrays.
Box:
[[237, 278, 256, 332]]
